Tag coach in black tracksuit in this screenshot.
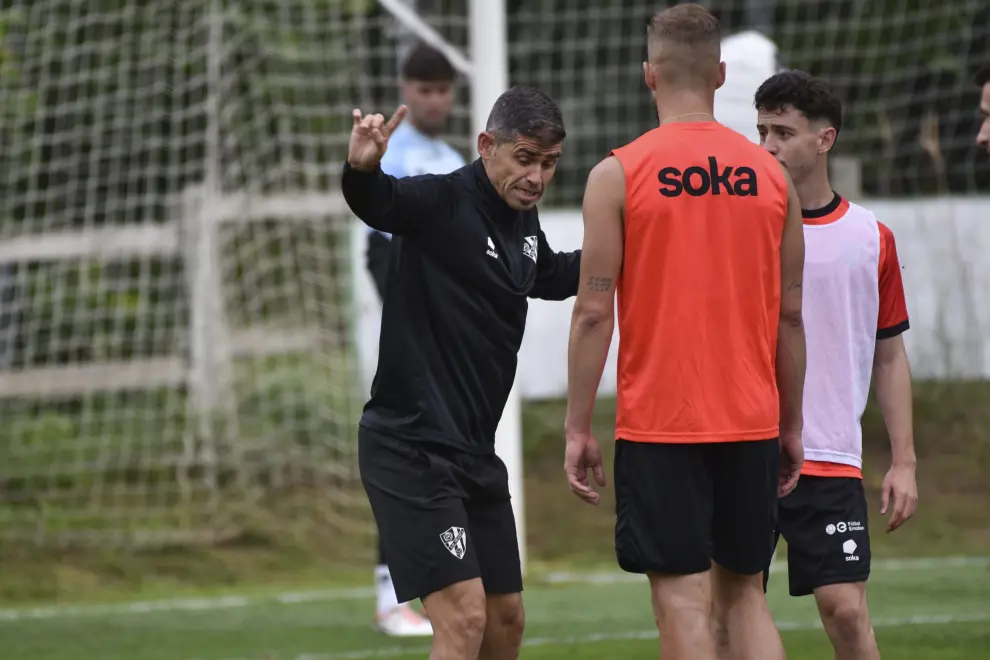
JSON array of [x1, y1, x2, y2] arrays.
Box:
[[343, 86, 580, 658]]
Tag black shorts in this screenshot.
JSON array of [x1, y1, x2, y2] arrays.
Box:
[[358, 425, 522, 603], [614, 438, 779, 576], [766, 475, 871, 597]]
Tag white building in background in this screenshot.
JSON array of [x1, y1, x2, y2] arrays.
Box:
[[714, 30, 782, 144]]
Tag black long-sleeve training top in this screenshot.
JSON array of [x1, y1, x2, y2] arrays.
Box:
[[342, 157, 581, 454]]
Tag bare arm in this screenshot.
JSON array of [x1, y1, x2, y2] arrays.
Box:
[[776, 167, 807, 438], [874, 328, 918, 532], [564, 156, 625, 436], [874, 335, 916, 468]]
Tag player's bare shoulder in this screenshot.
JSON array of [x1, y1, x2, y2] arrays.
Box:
[[583, 155, 626, 211], [589, 154, 626, 184]]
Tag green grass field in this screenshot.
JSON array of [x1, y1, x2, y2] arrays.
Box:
[[1, 384, 988, 658], [1, 557, 988, 659]]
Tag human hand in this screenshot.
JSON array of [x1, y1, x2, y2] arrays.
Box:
[[348, 105, 407, 171], [778, 429, 804, 497], [564, 430, 607, 506], [881, 462, 918, 533]]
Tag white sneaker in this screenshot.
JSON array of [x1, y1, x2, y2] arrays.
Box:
[[375, 603, 434, 637]]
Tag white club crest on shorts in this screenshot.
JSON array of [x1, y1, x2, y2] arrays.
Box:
[[440, 526, 467, 559]]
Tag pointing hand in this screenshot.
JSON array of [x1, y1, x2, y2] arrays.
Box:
[[348, 105, 408, 172]]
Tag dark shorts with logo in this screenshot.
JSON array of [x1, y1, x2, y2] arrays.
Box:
[[358, 424, 522, 603], [614, 438, 780, 577], [765, 475, 871, 597]]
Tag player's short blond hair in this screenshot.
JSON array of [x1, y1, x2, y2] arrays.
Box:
[[647, 3, 721, 49], [646, 4, 721, 86]]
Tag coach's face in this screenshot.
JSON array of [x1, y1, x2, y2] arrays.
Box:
[[978, 83, 990, 155], [757, 106, 835, 184], [478, 133, 562, 211]]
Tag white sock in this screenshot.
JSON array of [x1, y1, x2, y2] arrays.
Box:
[[375, 564, 399, 616]]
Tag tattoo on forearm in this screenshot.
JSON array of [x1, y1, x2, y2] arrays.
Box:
[[587, 276, 613, 292], [787, 280, 802, 291]]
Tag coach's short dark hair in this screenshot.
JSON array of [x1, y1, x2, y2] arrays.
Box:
[[754, 70, 843, 134], [401, 43, 455, 83], [485, 85, 566, 146], [975, 63, 990, 87]]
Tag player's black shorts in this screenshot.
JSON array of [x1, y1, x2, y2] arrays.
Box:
[[614, 438, 779, 576], [358, 424, 522, 604], [766, 475, 871, 597]]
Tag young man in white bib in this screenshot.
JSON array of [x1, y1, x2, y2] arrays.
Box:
[[714, 70, 919, 660]]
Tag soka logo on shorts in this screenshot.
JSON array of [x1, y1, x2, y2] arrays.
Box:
[[440, 526, 467, 559], [843, 539, 860, 562]]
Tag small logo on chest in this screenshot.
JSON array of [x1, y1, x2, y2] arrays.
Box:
[[486, 236, 499, 259], [523, 236, 538, 263]]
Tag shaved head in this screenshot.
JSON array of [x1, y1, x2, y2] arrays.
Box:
[[646, 3, 722, 89]]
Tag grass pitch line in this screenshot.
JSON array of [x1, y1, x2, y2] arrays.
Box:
[[0, 555, 985, 623], [0, 587, 374, 623], [214, 612, 990, 660], [544, 555, 990, 585]]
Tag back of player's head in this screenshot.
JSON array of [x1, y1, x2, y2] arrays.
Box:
[[401, 43, 456, 83], [646, 3, 722, 88], [754, 70, 843, 134], [485, 85, 566, 147]]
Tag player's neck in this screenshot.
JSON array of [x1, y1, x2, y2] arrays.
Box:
[[796, 173, 835, 211], [409, 118, 440, 139], [655, 91, 715, 124]]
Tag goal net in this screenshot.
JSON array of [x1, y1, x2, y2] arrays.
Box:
[[0, 0, 987, 558], [0, 0, 470, 553]]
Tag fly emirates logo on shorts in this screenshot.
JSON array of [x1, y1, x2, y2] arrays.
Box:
[[825, 520, 866, 562]]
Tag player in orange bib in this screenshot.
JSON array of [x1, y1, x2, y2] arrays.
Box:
[[564, 5, 806, 660]]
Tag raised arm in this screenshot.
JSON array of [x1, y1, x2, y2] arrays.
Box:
[[342, 165, 451, 235], [529, 230, 582, 301], [342, 106, 451, 235]]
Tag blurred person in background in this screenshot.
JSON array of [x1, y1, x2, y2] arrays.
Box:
[[366, 41, 465, 638], [730, 70, 919, 660], [976, 62, 990, 154]]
